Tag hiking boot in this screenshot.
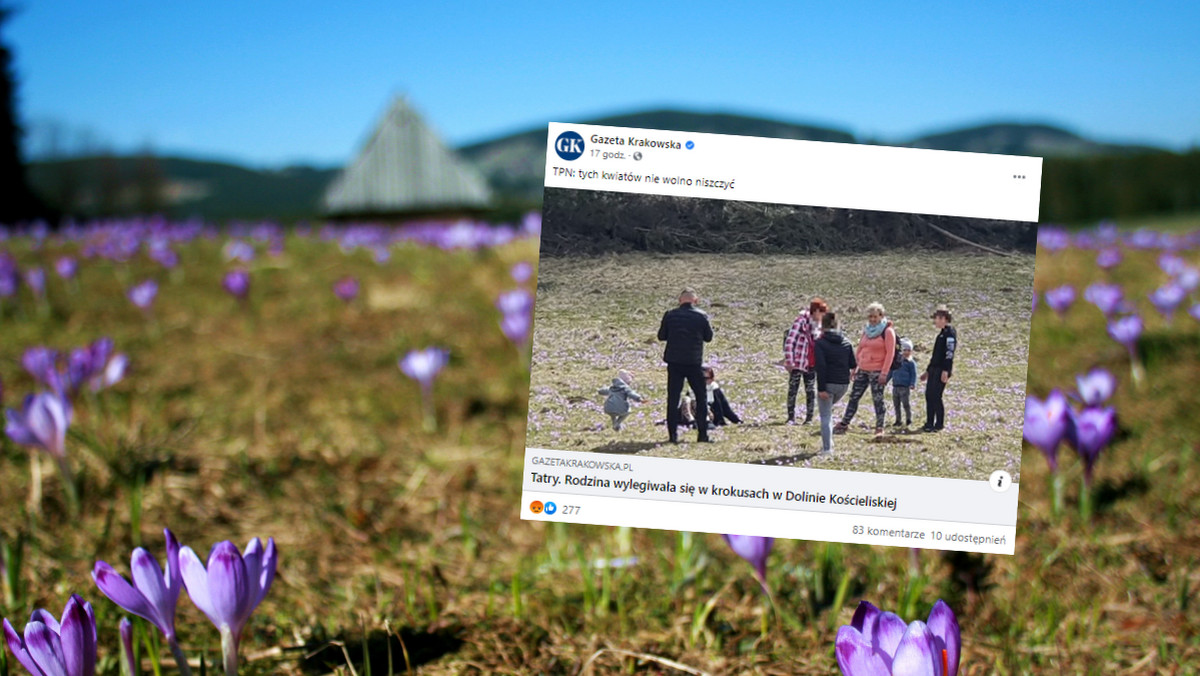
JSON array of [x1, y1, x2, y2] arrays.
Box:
[[833, 422, 848, 435], [802, 415, 813, 425], [891, 420, 903, 428], [874, 428, 885, 438]]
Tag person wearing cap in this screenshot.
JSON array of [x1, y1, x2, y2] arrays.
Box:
[[890, 338, 918, 428], [658, 287, 714, 443], [920, 306, 957, 432]]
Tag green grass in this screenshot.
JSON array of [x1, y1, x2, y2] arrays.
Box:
[[529, 252, 1032, 482], [0, 232, 1197, 673]]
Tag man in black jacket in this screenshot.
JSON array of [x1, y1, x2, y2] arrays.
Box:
[[658, 288, 714, 443], [920, 306, 957, 432]]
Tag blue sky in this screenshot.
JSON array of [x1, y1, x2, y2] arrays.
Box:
[[7, 1, 1199, 167]]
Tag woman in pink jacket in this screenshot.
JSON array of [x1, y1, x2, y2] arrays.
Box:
[[834, 302, 896, 438]]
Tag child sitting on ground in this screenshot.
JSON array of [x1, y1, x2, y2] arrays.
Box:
[[890, 339, 918, 428], [598, 369, 645, 431], [705, 365, 742, 426]]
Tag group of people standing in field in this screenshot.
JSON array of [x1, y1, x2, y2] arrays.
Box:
[[783, 297, 957, 456], [596, 288, 957, 457]]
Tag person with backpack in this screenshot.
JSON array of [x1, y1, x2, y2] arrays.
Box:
[[814, 311, 856, 456], [783, 298, 828, 424], [920, 306, 957, 432], [834, 302, 897, 439]]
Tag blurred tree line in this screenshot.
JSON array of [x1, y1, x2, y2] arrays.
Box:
[[540, 188, 1036, 256], [1041, 151, 1200, 224]]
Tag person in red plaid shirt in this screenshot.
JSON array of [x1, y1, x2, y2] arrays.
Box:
[[783, 297, 828, 424]]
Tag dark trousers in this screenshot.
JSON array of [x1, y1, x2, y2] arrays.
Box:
[[925, 369, 947, 429], [786, 368, 816, 421], [710, 388, 741, 425], [666, 363, 708, 441]]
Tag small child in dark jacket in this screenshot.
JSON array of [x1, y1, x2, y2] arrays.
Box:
[[890, 339, 918, 427], [704, 365, 742, 426], [814, 312, 857, 455]]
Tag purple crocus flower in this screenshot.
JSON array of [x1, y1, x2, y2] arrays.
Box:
[[149, 244, 179, 270], [55, 256, 78, 280], [92, 529, 183, 641], [332, 276, 359, 303], [1148, 284, 1187, 323], [510, 261, 534, 284], [1075, 368, 1116, 406], [119, 618, 136, 676], [94, 353, 128, 392], [722, 534, 773, 590], [83, 337, 126, 392], [1158, 253, 1186, 276], [1083, 282, 1124, 317], [497, 288, 535, 347], [500, 310, 532, 346], [496, 288, 533, 317], [1037, 226, 1070, 252], [1023, 390, 1071, 472], [222, 270, 250, 300], [3, 594, 97, 676], [835, 599, 960, 676], [0, 253, 19, 297], [1190, 303, 1200, 322], [1095, 247, 1122, 269], [180, 538, 277, 675], [5, 391, 72, 459], [22, 347, 61, 390], [1107, 315, 1142, 354], [223, 240, 255, 262], [128, 280, 159, 310], [24, 267, 45, 298], [1175, 266, 1200, 292], [399, 348, 449, 392], [1066, 407, 1116, 486], [1043, 285, 1075, 316]]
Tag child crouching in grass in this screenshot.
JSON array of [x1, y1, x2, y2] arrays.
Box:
[[599, 369, 645, 431]]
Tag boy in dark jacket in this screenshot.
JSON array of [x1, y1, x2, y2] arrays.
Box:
[[890, 339, 918, 428], [814, 311, 857, 455], [920, 306, 957, 432]]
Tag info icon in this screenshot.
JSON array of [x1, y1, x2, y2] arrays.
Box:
[[529, 500, 544, 514], [543, 501, 557, 515]]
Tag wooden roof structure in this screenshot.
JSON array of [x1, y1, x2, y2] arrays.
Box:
[[322, 97, 492, 219]]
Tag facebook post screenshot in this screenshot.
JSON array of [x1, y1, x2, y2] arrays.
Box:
[[521, 123, 1042, 554]]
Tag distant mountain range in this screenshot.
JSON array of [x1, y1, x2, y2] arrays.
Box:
[[27, 110, 1171, 220]]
